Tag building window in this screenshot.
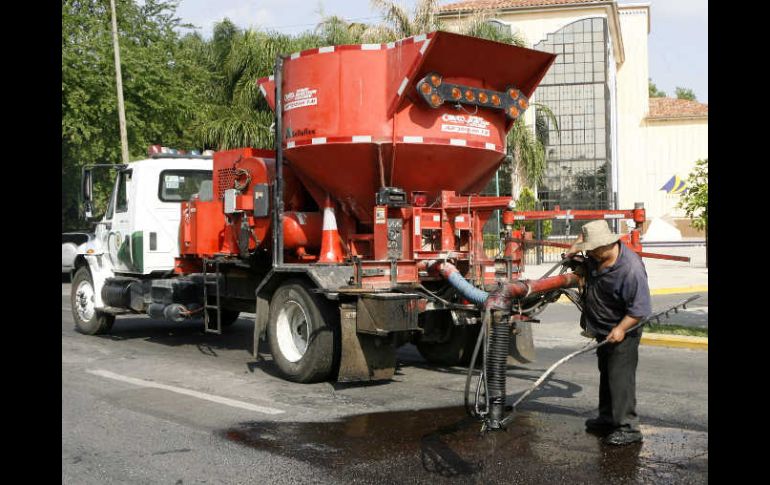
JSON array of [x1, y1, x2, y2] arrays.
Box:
[[534, 18, 612, 234]]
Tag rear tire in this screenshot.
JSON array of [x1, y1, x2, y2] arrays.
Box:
[[71, 267, 115, 335], [268, 280, 338, 383], [417, 322, 480, 366]]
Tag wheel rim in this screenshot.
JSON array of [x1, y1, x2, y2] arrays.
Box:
[[276, 300, 310, 363], [75, 279, 95, 323]]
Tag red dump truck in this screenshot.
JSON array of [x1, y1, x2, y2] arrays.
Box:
[[73, 31, 677, 428]]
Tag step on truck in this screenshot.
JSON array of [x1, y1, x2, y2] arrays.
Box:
[[71, 32, 681, 427]]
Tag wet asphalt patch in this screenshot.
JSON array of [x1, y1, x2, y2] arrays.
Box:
[[220, 406, 707, 484]]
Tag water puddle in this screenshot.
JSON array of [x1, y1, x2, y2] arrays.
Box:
[[221, 406, 706, 484]]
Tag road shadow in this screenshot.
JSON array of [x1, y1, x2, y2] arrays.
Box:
[[100, 316, 294, 377], [99, 316, 254, 354]]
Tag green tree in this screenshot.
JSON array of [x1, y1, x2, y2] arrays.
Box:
[[675, 86, 697, 101], [678, 158, 708, 266], [369, 0, 442, 38], [678, 159, 707, 231], [649, 78, 666, 97], [62, 0, 206, 230], [188, 23, 332, 150], [515, 187, 552, 237]]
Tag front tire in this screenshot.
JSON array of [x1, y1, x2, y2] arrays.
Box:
[[71, 267, 115, 335], [267, 280, 338, 383]]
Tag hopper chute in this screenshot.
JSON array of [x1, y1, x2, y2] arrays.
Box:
[[256, 31, 556, 223]]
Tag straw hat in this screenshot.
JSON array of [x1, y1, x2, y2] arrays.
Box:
[[573, 220, 621, 252]]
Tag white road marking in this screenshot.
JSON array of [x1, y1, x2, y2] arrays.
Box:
[[87, 369, 285, 415]]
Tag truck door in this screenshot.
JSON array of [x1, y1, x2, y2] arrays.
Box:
[[98, 169, 136, 273], [94, 174, 118, 269]]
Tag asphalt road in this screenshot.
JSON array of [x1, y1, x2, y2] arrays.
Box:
[[62, 283, 708, 484]]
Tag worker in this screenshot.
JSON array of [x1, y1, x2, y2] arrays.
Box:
[[566, 220, 652, 446]]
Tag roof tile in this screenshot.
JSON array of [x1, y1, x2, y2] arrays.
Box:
[[438, 0, 609, 12], [647, 97, 708, 119]]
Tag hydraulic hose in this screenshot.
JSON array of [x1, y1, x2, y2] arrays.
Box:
[[422, 259, 579, 310], [464, 309, 489, 418], [422, 260, 489, 306], [485, 315, 510, 429], [446, 271, 489, 306], [423, 258, 581, 431]]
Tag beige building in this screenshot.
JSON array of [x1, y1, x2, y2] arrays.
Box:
[[438, 0, 708, 237]]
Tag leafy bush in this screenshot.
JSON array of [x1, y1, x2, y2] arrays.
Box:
[[515, 187, 552, 238], [678, 159, 707, 231]]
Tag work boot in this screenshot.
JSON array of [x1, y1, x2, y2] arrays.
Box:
[[585, 417, 614, 436], [604, 429, 643, 446]]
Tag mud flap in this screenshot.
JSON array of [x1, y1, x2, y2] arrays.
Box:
[[337, 303, 397, 381], [253, 293, 270, 359], [508, 321, 536, 365]]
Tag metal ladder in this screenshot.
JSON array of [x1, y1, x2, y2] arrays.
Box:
[[202, 258, 222, 334]]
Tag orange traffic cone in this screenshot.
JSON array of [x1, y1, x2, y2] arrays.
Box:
[[318, 194, 345, 263]]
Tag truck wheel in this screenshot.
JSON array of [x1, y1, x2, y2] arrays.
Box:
[[268, 280, 338, 383], [205, 309, 241, 327], [71, 267, 115, 335], [417, 323, 480, 366]]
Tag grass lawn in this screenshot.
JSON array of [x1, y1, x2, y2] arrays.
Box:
[[644, 323, 707, 338]]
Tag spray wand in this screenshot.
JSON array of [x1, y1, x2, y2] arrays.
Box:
[[496, 294, 702, 428]]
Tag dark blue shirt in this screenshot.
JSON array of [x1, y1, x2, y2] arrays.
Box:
[[581, 242, 652, 337]]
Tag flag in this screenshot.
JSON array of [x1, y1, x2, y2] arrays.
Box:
[[660, 175, 687, 195]]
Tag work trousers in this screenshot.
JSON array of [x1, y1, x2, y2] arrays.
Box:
[[596, 333, 641, 432]]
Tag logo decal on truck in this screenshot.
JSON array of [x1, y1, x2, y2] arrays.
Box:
[[285, 127, 316, 138], [440, 114, 491, 137], [284, 87, 318, 111]]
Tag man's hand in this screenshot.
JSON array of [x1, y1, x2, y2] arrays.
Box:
[[565, 234, 584, 258], [606, 315, 642, 343], [606, 326, 626, 343]]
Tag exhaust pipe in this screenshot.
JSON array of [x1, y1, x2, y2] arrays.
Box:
[[147, 303, 199, 323]]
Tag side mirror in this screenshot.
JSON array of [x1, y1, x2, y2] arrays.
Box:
[[81, 166, 95, 220]]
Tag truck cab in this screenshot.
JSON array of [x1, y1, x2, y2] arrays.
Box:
[[92, 157, 212, 275], [71, 151, 213, 333]]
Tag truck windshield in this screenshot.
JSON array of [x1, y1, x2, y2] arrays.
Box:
[[158, 170, 212, 202]]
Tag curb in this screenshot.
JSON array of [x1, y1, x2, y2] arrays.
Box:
[[649, 285, 708, 296], [641, 333, 707, 350]]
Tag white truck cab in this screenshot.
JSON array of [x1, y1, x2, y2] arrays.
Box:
[[91, 157, 212, 275], [72, 153, 213, 332]]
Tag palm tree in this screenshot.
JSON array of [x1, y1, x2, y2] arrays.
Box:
[[189, 21, 331, 150], [368, 0, 441, 37]]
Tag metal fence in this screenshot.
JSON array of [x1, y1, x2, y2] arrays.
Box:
[[483, 219, 579, 265]]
